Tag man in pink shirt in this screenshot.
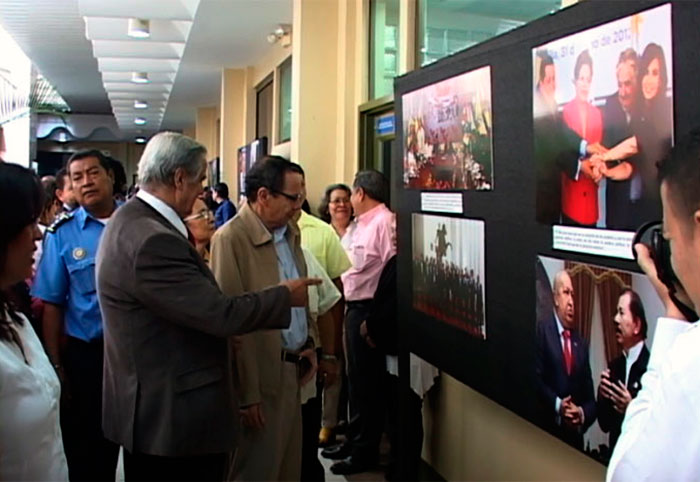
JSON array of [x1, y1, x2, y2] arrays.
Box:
[[327, 170, 396, 475]]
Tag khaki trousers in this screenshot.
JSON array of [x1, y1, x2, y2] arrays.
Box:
[[229, 361, 302, 481]]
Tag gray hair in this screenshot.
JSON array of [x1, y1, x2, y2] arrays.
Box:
[[353, 170, 388, 204], [137, 132, 207, 186]]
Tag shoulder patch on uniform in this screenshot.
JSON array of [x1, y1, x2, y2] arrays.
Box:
[[46, 211, 74, 234]]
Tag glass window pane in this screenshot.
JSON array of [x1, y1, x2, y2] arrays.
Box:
[[417, 0, 564, 67], [256, 79, 273, 142], [277, 57, 292, 143], [369, 0, 401, 99]]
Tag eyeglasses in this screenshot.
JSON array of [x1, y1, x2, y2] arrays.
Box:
[[270, 189, 304, 204], [184, 210, 213, 222], [329, 198, 350, 205]]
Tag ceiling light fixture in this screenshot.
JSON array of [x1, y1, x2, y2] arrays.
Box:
[[267, 24, 291, 45], [134, 100, 148, 109], [131, 72, 150, 84], [134, 117, 147, 125], [135, 136, 147, 143], [128, 18, 150, 39]]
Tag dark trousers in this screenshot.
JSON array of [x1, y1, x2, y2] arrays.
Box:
[[345, 302, 386, 462], [386, 373, 423, 480], [62, 336, 119, 481], [300, 357, 325, 481], [123, 451, 226, 482]]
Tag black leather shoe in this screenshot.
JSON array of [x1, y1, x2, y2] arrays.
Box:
[[330, 456, 374, 475], [320, 443, 352, 460]]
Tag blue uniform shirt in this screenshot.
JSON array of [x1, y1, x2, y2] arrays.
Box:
[[32, 206, 111, 342], [273, 225, 307, 351], [215, 199, 237, 228]]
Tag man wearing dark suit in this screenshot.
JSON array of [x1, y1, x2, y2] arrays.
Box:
[[600, 49, 639, 230], [96, 132, 319, 481], [536, 270, 596, 450], [597, 289, 649, 462], [534, 51, 605, 225]]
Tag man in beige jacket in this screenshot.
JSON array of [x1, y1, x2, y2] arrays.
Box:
[[210, 156, 319, 481]]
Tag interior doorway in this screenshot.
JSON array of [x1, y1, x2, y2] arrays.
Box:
[[359, 97, 395, 203]]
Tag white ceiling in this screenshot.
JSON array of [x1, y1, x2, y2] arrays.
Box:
[[0, 0, 292, 139]]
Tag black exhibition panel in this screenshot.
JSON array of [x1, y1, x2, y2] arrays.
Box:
[[392, 0, 700, 466]]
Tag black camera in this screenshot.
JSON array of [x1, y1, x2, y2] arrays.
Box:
[[633, 221, 697, 321]]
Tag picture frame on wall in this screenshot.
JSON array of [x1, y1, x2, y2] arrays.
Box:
[[402, 65, 494, 191], [412, 213, 486, 339], [535, 254, 665, 464], [533, 3, 673, 260]]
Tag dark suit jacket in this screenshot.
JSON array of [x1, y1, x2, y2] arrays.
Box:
[[366, 255, 397, 355], [597, 344, 649, 455], [535, 315, 596, 449], [534, 102, 586, 225], [601, 92, 636, 230], [96, 197, 291, 457]]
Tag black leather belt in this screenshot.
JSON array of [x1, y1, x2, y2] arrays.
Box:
[[281, 351, 301, 364], [346, 299, 372, 307]]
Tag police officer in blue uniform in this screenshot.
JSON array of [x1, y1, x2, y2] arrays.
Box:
[[33, 150, 120, 481]]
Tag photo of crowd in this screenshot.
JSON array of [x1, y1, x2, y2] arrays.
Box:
[[533, 4, 672, 232], [412, 214, 485, 339], [535, 255, 665, 464], [402, 66, 493, 191]]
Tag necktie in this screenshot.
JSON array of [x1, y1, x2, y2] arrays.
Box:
[[562, 329, 573, 376]]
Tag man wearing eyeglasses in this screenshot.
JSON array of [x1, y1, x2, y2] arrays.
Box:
[[210, 155, 318, 481]]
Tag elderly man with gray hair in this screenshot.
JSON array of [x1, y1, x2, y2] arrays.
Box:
[[96, 132, 320, 481]]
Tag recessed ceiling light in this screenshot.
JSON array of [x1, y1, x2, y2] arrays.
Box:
[[134, 117, 147, 125], [135, 136, 147, 143], [128, 18, 150, 39], [134, 100, 148, 109], [131, 72, 150, 84]]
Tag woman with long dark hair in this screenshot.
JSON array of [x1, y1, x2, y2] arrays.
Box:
[[0, 162, 68, 480]]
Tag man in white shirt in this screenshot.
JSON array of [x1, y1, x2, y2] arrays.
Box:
[[607, 128, 700, 480]]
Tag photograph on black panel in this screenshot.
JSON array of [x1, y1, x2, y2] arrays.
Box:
[[533, 4, 673, 249], [412, 214, 485, 339], [402, 65, 493, 191], [535, 254, 665, 463]]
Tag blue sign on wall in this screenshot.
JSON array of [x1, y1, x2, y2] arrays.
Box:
[[376, 113, 395, 136]]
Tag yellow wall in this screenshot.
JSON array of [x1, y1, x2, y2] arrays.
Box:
[[423, 373, 604, 480], [37, 140, 145, 186], [219, 69, 247, 197], [195, 106, 219, 159], [291, 0, 341, 208], [182, 126, 195, 139]]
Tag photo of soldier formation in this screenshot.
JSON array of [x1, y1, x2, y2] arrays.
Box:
[[412, 215, 485, 339]]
